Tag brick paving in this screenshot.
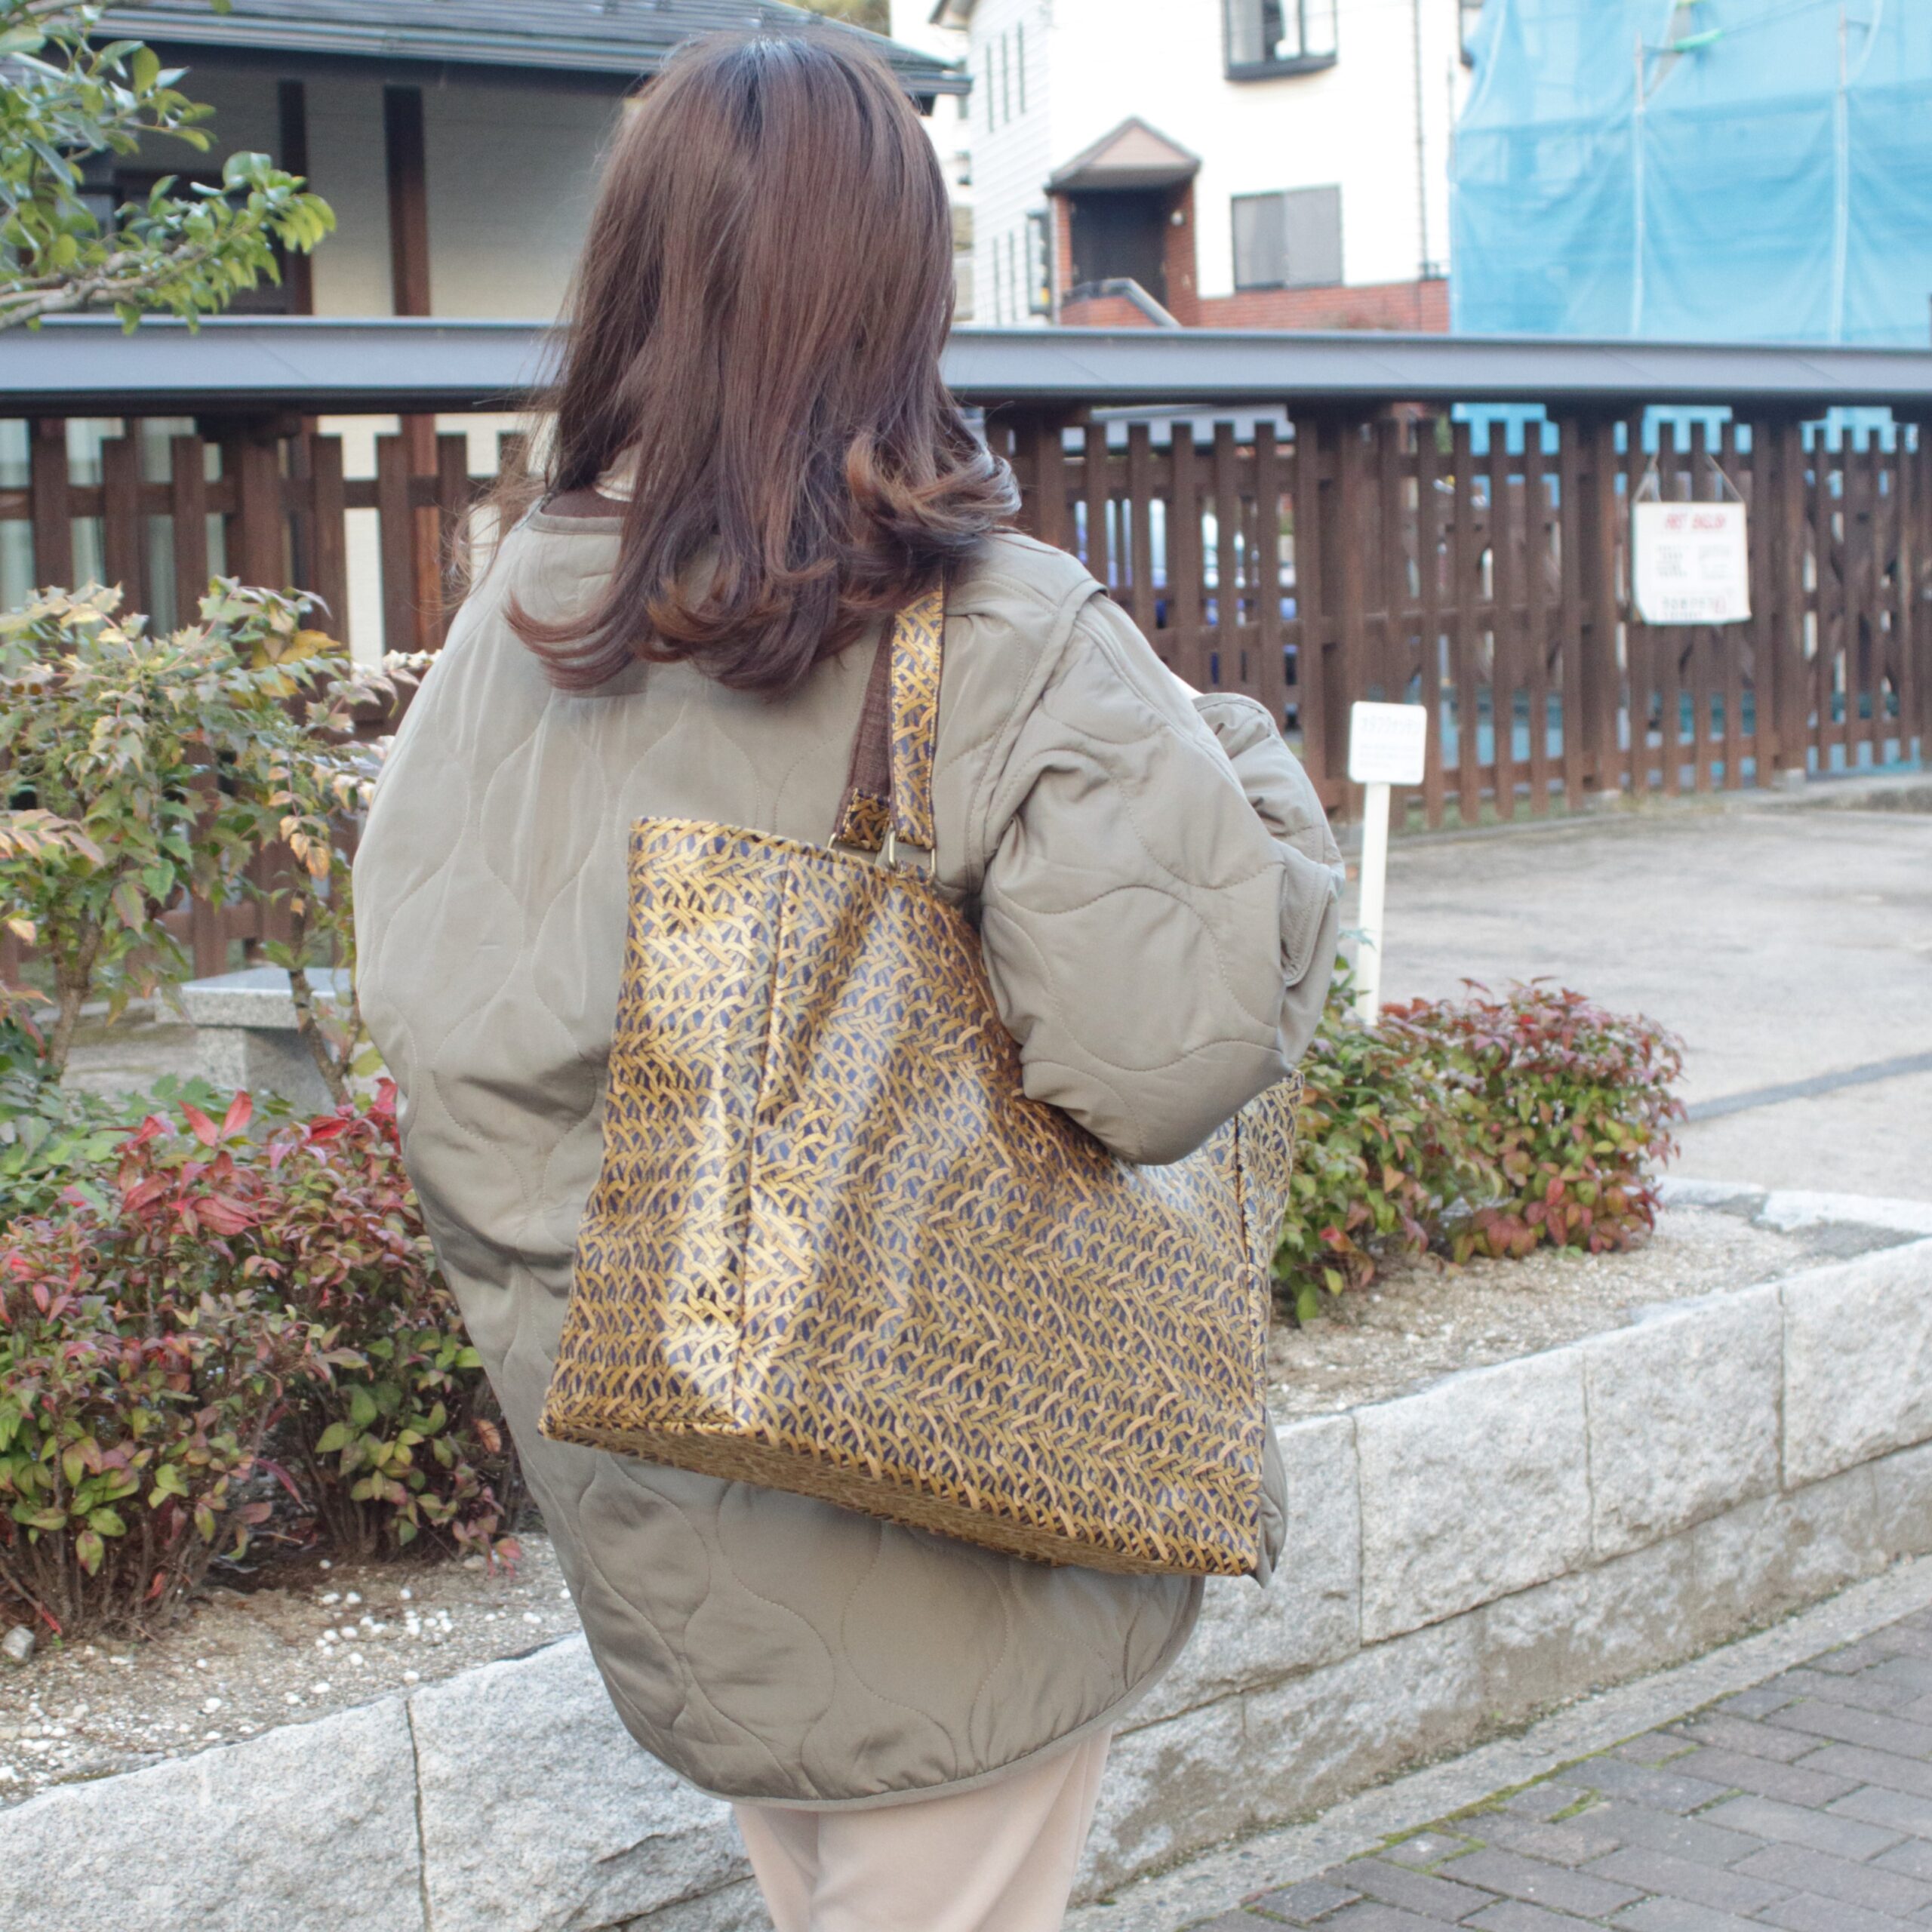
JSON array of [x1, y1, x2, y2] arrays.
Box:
[[1193, 1602, 1932, 1930]]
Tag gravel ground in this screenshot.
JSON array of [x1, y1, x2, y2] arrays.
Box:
[[1266, 1202, 1891, 1420], [0, 1536, 577, 1806]]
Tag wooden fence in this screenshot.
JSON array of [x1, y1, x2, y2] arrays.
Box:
[[2, 397, 1927, 860], [993, 406, 1930, 823]]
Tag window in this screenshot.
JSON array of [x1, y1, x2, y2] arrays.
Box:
[[1015, 23, 1026, 115], [1460, 0, 1484, 64], [1025, 211, 1053, 315], [1231, 186, 1343, 290], [998, 30, 1011, 126], [1224, 0, 1338, 78]]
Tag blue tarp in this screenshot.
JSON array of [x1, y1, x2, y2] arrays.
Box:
[[1451, 0, 1932, 345]]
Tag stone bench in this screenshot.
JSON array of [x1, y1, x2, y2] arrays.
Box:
[[177, 966, 354, 1114]]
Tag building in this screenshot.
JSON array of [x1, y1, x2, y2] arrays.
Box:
[[105, 0, 964, 325], [1453, 0, 1932, 346], [886, 0, 978, 315], [58, 0, 963, 654], [929, 0, 1466, 331]]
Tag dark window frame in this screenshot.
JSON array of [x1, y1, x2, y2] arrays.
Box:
[[1223, 0, 1340, 81]]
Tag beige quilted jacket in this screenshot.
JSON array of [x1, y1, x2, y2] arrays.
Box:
[[353, 517, 1342, 1807]]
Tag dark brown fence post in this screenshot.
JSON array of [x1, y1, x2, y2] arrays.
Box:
[[1004, 407, 1078, 552], [1290, 411, 1335, 805], [169, 432, 210, 626], [374, 431, 415, 658], [1253, 418, 1287, 731], [28, 417, 72, 589], [1574, 412, 1625, 801], [100, 427, 146, 612], [227, 429, 287, 592], [302, 432, 349, 639]]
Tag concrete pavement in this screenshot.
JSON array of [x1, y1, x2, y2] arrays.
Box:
[[1364, 798, 1932, 1201]]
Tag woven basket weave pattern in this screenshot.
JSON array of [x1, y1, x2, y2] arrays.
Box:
[[540, 594, 1300, 1576]]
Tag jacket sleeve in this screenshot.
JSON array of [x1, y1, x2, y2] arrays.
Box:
[[974, 588, 1342, 1165]]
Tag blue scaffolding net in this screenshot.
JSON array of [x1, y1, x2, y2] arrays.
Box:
[[1451, 0, 1932, 345]]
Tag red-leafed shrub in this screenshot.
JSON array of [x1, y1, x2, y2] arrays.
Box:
[[250, 1094, 521, 1561], [1275, 974, 1684, 1320], [0, 1097, 319, 1637], [1393, 982, 1685, 1263], [0, 1088, 518, 1638]]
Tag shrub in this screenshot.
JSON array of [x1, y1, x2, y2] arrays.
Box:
[[1275, 975, 1684, 1320], [1273, 985, 1483, 1322], [248, 1089, 521, 1561], [0, 1097, 318, 1637], [1395, 982, 1685, 1263], [0, 581, 424, 1091], [0, 582, 338, 1075], [0, 1088, 518, 1636]]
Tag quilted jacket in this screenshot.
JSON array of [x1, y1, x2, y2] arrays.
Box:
[[353, 515, 1343, 1807]]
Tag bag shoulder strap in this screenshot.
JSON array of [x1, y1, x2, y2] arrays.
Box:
[[832, 586, 943, 861]]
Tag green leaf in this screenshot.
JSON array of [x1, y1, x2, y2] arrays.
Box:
[[88, 1506, 128, 1539], [313, 1420, 352, 1456], [347, 1386, 379, 1431], [131, 46, 160, 94]]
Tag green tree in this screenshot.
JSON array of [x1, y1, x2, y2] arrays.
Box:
[[0, 583, 417, 1082], [0, 0, 332, 328], [791, 0, 890, 32]]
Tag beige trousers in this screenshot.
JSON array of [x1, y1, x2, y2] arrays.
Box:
[[734, 1730, 1112, 1932]]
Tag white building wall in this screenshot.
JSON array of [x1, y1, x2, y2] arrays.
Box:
[[888, 1, 977, 317], [962, 0, 1055, 326], [959, 0, 1470, 307]]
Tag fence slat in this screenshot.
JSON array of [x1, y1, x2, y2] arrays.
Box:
[[1556, 418, 1588, 811], [169, 433, 209, 619], [1254, 420, 1286, 731], [1169, 425, 1205, 689], [1416, 414, 1447, 828], [1487, 427, 1516, 820], [1522, 429, 1551, 815], [100, 431, 145, 611], [29, 418, 72, 588], [1451, 417, 1481, 824], [375, 432, 416, 660]]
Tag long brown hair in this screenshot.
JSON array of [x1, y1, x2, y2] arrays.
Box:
[[513, 29, 1014, 696]]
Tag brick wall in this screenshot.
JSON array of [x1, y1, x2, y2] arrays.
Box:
[[1057, 292, 1162, 327], [1196, 276, 1450, 331]]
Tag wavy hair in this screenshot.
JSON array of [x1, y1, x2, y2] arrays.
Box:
[[512, 29, 1014, 695]]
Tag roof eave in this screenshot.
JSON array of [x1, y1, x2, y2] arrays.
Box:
[[103, 9, 972, 93]]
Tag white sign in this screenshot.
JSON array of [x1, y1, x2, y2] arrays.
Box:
[[1632, 500, 1751, 625], [1348, 702, 1429, 786]]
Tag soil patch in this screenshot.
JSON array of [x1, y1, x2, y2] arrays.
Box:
[[1267, 1202, 1892, 1420], [0, 1536, 576, 1806]]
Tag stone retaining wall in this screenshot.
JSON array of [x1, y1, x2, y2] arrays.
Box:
[[7, 1185, 1932, 1932]]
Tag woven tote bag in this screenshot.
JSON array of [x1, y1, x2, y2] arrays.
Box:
[[539, 589, 1301, 1577]]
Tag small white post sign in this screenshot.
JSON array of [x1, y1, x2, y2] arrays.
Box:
[[1631, 500, 1751, 625], [1347, 702, 1427, 1026]]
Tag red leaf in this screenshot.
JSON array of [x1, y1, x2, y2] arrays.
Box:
[[222, 1091, 254, 1139], [180, 1102, 220, 1147], [193, 1195, 257, 1237]]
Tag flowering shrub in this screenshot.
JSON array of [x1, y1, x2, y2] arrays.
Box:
[[0, 1088, 518, 1637], [1275, 976, 1684, 1320]]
